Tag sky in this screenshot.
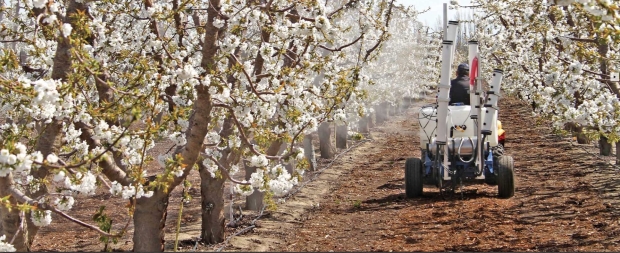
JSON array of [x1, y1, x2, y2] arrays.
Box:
[[394, 0, 472, 29]]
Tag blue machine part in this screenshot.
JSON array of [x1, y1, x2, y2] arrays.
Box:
[[452, 159, 476, 178], [424, 151, 432, 175], [485, 150, 494, 174]]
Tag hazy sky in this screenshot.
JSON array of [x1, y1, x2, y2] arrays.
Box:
[[394, 0, 473, 28]]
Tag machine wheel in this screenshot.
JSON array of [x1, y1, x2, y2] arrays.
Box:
[[497, 155, 515, 198], [484, 169, 497, 185], [405, 158, 423, 198], [486, 144, 505, 185]]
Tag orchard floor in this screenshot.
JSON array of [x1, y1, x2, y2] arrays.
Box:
[[30, 96, 620, 252]]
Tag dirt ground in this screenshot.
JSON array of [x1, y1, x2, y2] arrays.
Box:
[[29, 95, 620, 252]]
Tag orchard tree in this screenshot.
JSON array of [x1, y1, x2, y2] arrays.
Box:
[[0, 0, 399, 252], [194, 0, 401, 243], [319, 5, 443, 136], [461, 0, 620, 156], [355, 5, 440, 120]]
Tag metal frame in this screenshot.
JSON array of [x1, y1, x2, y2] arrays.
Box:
[[420, 19, 505, 197]]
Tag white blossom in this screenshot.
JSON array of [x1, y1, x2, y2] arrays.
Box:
[[46, 154, 59, 164], [0, 235, 16, 252], [249, 155, 268, 167], [61, 24, 73, 38], [54, 196, 75, 211], [31, 210, 52, 227]]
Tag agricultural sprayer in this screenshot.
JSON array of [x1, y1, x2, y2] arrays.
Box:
[[404, 20, 515, 199]]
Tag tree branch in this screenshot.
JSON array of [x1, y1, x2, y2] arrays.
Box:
[[205, 156, 251, 185], [8, 186, 124, 238], [318, 34, 364, 52], [364, 0, 396, 62], [211, 103, 282, 160]]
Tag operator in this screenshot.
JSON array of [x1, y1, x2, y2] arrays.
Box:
[[449, 63, 471, 105]]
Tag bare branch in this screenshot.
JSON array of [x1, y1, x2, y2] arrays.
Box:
[[364, 0, 396, 62], [271, 4, 295, 13], [559, 36, 597, 43], [328, 0, 361, 19], [7, 186, 124, 238], [211, 103, 281, 160], [318, 34, 364, 52], [205, 156, 251, 185], [229, 54, 275, 100]]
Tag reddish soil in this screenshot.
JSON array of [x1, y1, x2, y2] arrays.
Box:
[[28, 95, 620, 252], [275, 96, 620, 252]]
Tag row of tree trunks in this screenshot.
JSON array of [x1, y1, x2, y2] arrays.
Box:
[[236, 99, 415, 249], [243, 100, 409, 208], [564, 122, 590, 144], [374, 101, 409, 125], [563, 123, 618, 164], [321, 101, 411, 159]]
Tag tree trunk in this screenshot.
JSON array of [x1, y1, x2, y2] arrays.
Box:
[[318, 122, 334, 159], [244, 140, 282, 211], [0, 205, 26, 251], [358, 116, 369, 134], [616, 142, 620, 165], [403, 97, 412, 109], [0, 176, 29, 252], [244, 163, 264, 211], [389, 104, 398, 116], [576, 131, 590, 144], [375, 103, 388, 124], [374, 105, 382, 124], [199, 114, 239, 245], [276, 142, 295, 175], [368, 112, 375, 128], [303, 134, 317, 171], [17, 0, 84, 247], [155, 111, 165, 125], [600, 134, 612, 156], [133, 191, 169, 252], [336, 124, 348, 149], [564, 122, 590, 144], [199, 164, 226, 244]]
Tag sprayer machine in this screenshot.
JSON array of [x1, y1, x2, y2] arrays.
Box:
[[404, 20, 515, 199]]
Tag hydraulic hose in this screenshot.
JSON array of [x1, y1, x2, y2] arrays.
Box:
[[457, 137, 476, 163]]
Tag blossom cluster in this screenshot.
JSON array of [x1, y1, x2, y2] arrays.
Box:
[[0, 142, 42, 178], [472, 0, 620, 137]]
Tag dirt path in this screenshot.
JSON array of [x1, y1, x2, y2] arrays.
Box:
[[218, 96, 620, 252], [28, 95, 620, 252]]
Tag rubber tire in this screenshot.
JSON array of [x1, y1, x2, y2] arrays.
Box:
[[405, 158, 423, 198], [486, 144, 506, 185], [497, 155, 515, 199], [485, 166, 497, 185]]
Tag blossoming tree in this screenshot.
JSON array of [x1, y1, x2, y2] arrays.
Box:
[[0, 0, 405, 251], [459, 0, 620, 158]]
